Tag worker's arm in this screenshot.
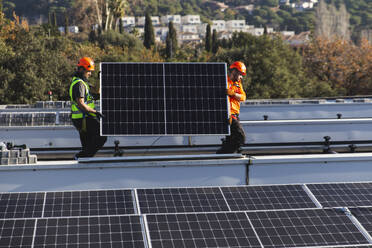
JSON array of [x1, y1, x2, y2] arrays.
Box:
[[231, 92, 245, 101], [227, 89, 246, 101], [89, 84, 100, 99], [76, 97, 97, 114]]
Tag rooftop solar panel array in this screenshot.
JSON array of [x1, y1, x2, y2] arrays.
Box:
[[100, 62, 229, 136], [2, 182, 372, 247]]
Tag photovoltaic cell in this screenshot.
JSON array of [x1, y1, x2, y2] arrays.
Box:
[[307, 182, 372, 207], [137, 187, 229, 214], [0, 192, 44, 219], [43, 190, 134, 217], [0, 219, 35, 247], [146, 212, 262, 248], [247, 209, 369, 247], [34, 215, 145, 248], [100, 62, 229, 136], [221, 185, 317, 211]]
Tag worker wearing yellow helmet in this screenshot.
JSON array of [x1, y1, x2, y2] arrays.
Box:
[[217, 61, 247, 154], [69, 57, 107, 159]]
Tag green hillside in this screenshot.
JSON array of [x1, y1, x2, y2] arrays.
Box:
[[2, 0, 371, 36]]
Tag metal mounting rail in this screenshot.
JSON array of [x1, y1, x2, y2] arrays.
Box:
[[29, 140, 372, 160], [77, 153, 245, 163]]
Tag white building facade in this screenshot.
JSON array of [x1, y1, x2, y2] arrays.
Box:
[[137, 16, 160, 26], [161, 15, 181, 25], [181, 15, 201, 25], [212, 20, 226, 32]]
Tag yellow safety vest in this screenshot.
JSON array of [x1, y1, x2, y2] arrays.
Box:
[[69, 77, 96, 119]]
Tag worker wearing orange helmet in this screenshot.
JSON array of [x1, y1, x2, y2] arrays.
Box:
[[69, 57, 107, 159], [217, 61, 247, 154]]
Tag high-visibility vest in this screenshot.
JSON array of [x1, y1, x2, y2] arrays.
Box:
[[227, 76, 246, 115], [69, 77, 96, 119]]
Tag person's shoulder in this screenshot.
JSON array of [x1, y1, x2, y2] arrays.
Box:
[[72, 77, 87, 87]]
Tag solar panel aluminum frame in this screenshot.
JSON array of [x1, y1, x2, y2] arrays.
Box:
[[100, 62, 230, 136]]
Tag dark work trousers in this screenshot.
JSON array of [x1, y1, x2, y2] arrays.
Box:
[[72, 117, 107, 158], [216, 117, 246, 154]]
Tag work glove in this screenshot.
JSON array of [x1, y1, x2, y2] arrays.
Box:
[[95, 111, 104, 119], [227, 89, 235, 97]]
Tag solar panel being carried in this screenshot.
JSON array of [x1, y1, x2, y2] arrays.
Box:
[[100, 62, 229, 136]]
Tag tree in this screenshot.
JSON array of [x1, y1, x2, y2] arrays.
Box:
[[89, 29, 97, 42], [48, 11, 52, 26], [262, 0, 279, 7], [165, 21, 177, 59], [92, 0, 127, 31], [205, 24, 211, 52], [119, 18, 123, 33], [72, 0, 127, 31], [52, 11, 57, 27], [109, 0, 127, 30], [213, 33, 316, 98], [211, 29, 218, 54], [303, 36, 372, 96], [143, 12, 155, 49], [64, 12, 69, 35], [315, 0, 351, 40]]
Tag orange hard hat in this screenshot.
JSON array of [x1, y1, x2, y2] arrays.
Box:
[[229, 61, 246, 76], [77, 57, 95, 71]]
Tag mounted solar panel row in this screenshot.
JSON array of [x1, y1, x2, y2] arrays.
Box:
[[3, 183, 372, 220], [100, 62, 229, 136], [2, 209, 372, 248], [137, 185, 317, 214], [0, 190, 135, 219]]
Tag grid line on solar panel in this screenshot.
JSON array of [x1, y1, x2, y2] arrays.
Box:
[[0, 192, 44, 219], [247, 208, 370, 248], [100, 62, 229, 136], [43, 189, 135, 217], [329, 244, 372, 247], [307, 182, 372, 208], [0, 218, 35, 247], [33, 215, 145, 248], [146, 212, 262, 248], [221, 184, 318, 211], [350, 207, 372, 239], [137, 187, 230, 214]]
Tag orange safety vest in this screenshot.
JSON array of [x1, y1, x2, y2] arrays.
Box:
[[227, 76, 246, 116]]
